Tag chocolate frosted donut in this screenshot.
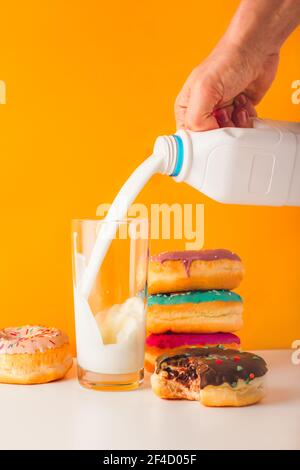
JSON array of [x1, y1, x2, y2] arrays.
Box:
[[145, 332, 241, 373], [151, 347, 268, 407], [148, 249, 244, 294]]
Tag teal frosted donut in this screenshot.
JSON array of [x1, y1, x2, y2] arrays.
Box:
[[148, 290, 242, 306], [147, 289, 243, 334]]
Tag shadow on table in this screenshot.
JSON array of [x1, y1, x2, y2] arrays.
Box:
[[264, 386, 300, 405]]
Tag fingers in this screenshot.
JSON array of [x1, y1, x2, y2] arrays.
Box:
[[175, 83, 256, 131], [234, 93, 257, 117], [213, 106, 235, 128], [232, 109, 251, 128], [213, 93, 255, 128], [232, 93, 255, 127]]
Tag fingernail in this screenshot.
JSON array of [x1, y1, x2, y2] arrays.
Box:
[[235, 94, 247, 106], [215, 108, 229, 126]]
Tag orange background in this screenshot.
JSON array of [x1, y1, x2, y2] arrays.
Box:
[[0, 1, 299, 353]]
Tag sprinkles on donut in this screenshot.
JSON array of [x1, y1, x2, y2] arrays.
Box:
[[0, 325, 73, 384]]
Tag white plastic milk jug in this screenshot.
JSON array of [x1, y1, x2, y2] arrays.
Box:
[[154, 118, 300, 206]]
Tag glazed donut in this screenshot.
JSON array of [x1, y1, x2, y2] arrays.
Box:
[[151, 347, 267, 407], [147, 290, 243, 334], [0, 325, 73, 384], [148, 249, 244, 294], [145, 332, 240, 372]]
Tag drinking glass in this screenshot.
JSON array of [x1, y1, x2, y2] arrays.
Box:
[[72, 218, 149, 390]]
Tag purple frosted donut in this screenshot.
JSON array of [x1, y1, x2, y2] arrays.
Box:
[[148, 249, 244, 294]]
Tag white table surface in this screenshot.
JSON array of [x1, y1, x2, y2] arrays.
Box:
[[1, 349, 299, 450]]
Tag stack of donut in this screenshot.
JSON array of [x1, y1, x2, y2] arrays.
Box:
[[145, 249, 245, 372]]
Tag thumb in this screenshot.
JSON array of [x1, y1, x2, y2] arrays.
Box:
[[185, 80, 221, 131]]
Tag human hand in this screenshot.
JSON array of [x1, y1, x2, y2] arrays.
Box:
[[175, 43, 279, 131], [175, 0, 300, 131]]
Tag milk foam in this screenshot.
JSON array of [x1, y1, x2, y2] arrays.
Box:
[[75, 294, 145, 374]]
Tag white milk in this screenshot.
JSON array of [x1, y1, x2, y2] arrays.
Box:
[[73, 249, 145, 374], [75, 294, 145, 374]]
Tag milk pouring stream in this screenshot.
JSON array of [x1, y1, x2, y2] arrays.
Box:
[[76, 118, 300, 373]]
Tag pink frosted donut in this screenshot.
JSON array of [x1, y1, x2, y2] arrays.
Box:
[[145, 332, 240, 372], [0, 325, 73, 384]]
